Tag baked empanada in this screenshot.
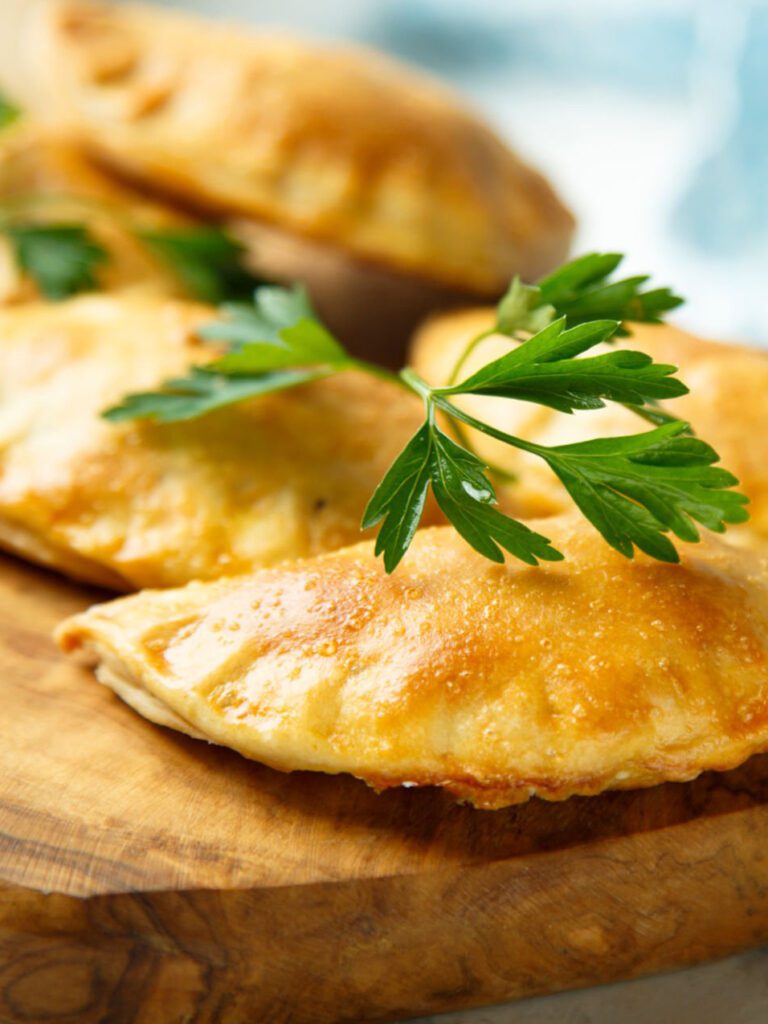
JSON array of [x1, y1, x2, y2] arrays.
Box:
[[56, 514, 768, 809], [0, 1, 574, 360], [411, 313, 768, 542], [0, 295, 433, 588], [0, 120, 193, 303]]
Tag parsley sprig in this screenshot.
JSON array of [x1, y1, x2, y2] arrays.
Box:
[[410, 399, 746, 567], [0, 208, 262, 302], [105, 286, 351, 422], [103, 253, 749, 572], [2, 224, 109, 300], [448, 252, 685, 435], [138, 227, 264, 303], [0, 93, 20, 131], [361, 415, 565, 571]]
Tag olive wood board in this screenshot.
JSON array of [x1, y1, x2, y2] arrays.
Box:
[[0, 550, 767, 1024]]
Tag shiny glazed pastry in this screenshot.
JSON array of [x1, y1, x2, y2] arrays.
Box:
[[0, 0, 574, 358], [0, 121, 193, 303], [57, 514, 768, 809], [0, 296, 433, 589], [411, 313, 768, 543]]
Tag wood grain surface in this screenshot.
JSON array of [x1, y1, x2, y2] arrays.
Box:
[[1, 550, 768, 1023]]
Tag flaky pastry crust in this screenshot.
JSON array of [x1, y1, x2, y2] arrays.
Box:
[[57, 516, 768, 809], [0, 295, 434, 588]]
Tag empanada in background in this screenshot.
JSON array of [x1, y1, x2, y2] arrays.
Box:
[[411, 313, 768, 544], [57, 514, 768, 809], [0, 121, 195, 303], [0, 0, 574, 362], [0, 296, 435, 589]]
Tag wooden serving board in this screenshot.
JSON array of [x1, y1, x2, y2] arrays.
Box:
[[1, 551, 768, 1024]]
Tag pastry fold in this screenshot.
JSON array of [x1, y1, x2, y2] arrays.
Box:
[[411, 315, 768, 543], [0, 296, 432, 588], [0, 0, 573, 294], [57, 516, 768, 809]]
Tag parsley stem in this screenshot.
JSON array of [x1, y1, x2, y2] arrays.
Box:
[[400, 369, 517, 481], [432, 395, 546, 459], [347, 359, 410, 391], [399, 366, 432, 400], [450, 414, 518, 484], [446, 327, 498, 386]]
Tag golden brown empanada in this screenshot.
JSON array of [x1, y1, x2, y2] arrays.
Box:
[[0, 1, 574, 359], [411, 313, 768, 542], [56, 514, 768, 809], [0, 295, 434, 589], [0, 120, 194, 303]]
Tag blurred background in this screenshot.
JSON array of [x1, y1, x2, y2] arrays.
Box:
[[150, 0, 768, 345]]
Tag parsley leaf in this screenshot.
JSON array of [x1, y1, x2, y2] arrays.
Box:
[[138, 227, 264, 303], [433, 399, 747, 566], [202, 285, 345, 369], [448, 254, 687, 437], [209, 321, 344, 373], [428, 429, 563, 566], [199, 285, 317, 347], [0, 93, 20, 130], [361, 424, 434, 572], [492, 253, 684, 342], [103, 285, 348, 423], [3, 224, 108, 299], [362, 422, 562, 572], [542, 424, 750, 560], [103, 367, 330, 424], [443, 318, 688, 413], [447, 253, 684, 389], [536, 253, 684, 334], [496, 276, 555, 335]]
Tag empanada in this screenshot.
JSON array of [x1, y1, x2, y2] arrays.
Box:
[[411, 313, 768, 542], [56, 514, 768, 809], [0, 121, 193, 302], [0, 295, 433, 589], [0, 0, 574, 360]]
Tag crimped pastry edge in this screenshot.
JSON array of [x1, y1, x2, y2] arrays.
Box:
[[56, 599, 768, 812]]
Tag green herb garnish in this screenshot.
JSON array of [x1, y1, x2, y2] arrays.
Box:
[[448, 252, 685, 434], [139, 227, 264, 304], [0, 99, 257, 300], [104, 286, 350, 422], [3, 224, 109, 300], [103, 254, 749, 572], [0, 199, 262, 301], [0, 94, 20, 130]]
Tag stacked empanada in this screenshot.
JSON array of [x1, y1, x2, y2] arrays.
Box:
[[0, 0, 574, 360]]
